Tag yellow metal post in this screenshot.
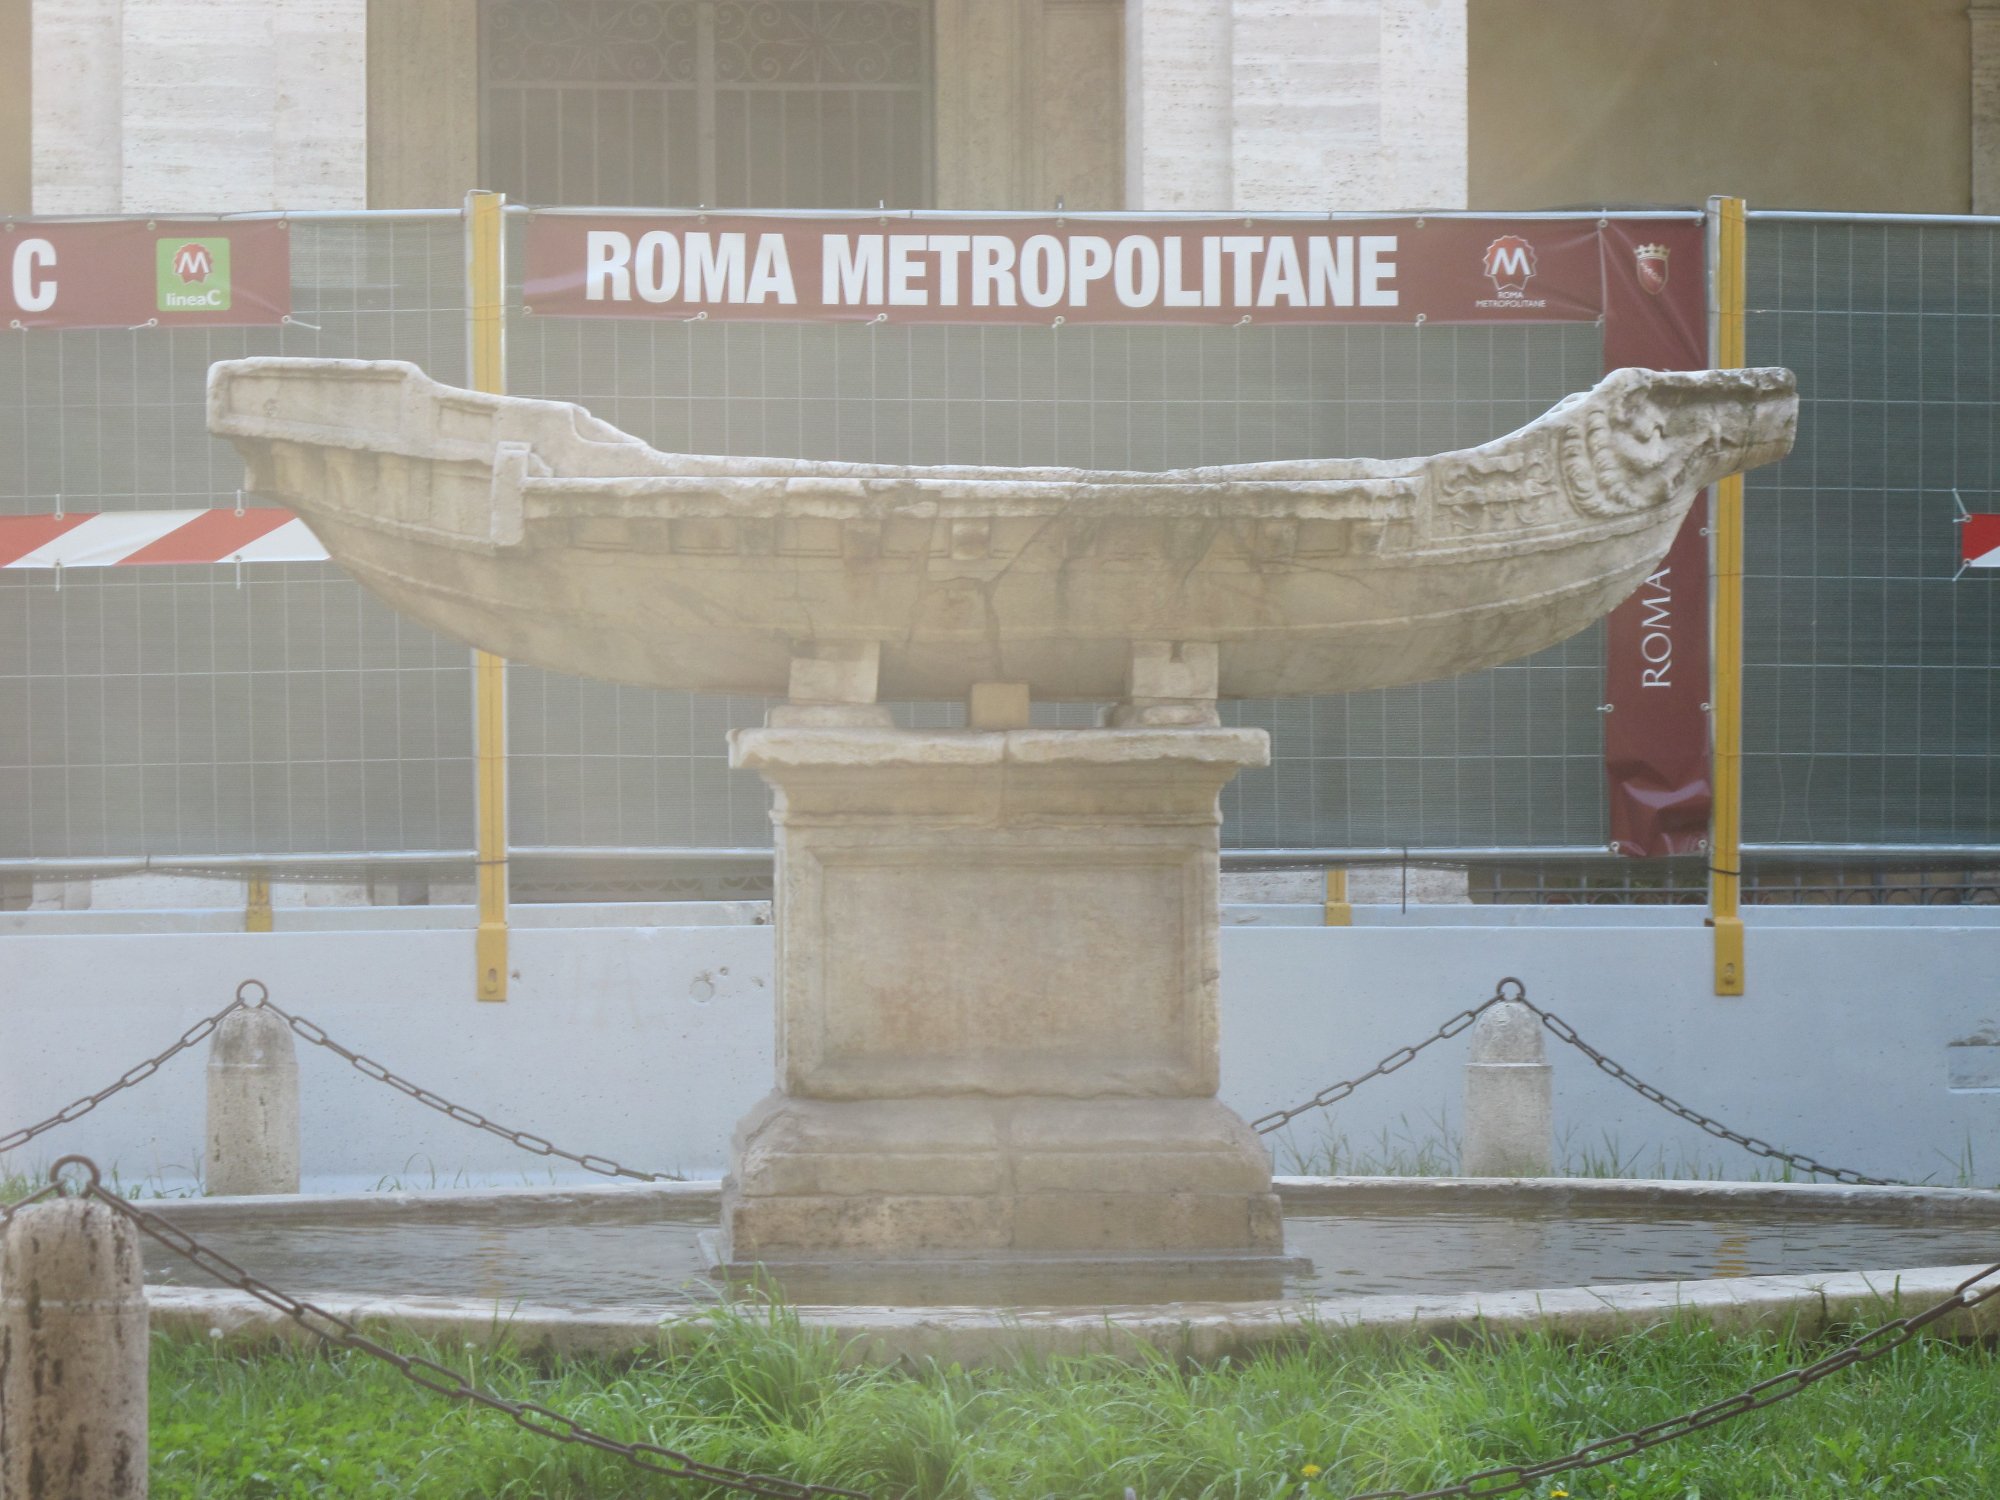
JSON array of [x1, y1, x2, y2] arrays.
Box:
[[468, 190, 509, 1002], [1322, 866, 1352, 927], [245, 871, 272, 933], [1708, 196, 1747, 996]]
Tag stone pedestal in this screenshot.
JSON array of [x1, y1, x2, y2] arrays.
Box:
[[719, 725, 1283, 1268]]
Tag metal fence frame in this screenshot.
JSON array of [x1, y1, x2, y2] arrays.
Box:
[[3, 202, 1997, 959]]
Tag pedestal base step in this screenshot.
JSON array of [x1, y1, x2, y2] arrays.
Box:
[[699, 1230, 1308, 1307], [724, 1093, 1284, 1258]]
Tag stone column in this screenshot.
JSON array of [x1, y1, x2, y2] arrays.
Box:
[[1461, 999, 1553, 1177], [721, 722, 1282, 1265], [935, 0, 1125, 210], [0, 0, 33, 215], [0, 1194, 149, 1499], [205, 1006, 301, 1195], [366, 0, 479, 209], [1125, 0, 1234, 209], [1974, 3, 2000, 214]]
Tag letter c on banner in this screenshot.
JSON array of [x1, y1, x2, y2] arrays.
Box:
[[12, 238, 57, 313]]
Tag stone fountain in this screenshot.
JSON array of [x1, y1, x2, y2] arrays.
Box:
[[208, 358, 1797, 1282]]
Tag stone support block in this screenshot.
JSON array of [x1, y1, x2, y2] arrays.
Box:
[[1111, 640, 1222, 727], [1461, 1000, 1552, 1177], [966, 681, 1032, 730], [721, 725, 1283, 1262], [770, 642, 894, 727], [0, 1194, 148, 1498], [205, 1006, 301, 1196]]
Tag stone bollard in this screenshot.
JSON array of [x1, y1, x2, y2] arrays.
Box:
[[1461, 1000, 1553, 1177], [205, 1004, 300, 1195], [0, 1172, 149, 1498]]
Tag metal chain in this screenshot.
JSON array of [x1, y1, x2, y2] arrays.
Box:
[[1247, 981, 1516, 1136], [0, 996, 247, 1157], [0, 980, 683, 1186], [1523, 999, 1892, 1186], [30, 1158, 866, 1500], [239, 982, 687, 1184], [1337, 1256, 2000, 1499], [1254, 977, 1893, 1186]]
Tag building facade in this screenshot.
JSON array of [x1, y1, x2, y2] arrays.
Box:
[[2, 1, 1994, 219]]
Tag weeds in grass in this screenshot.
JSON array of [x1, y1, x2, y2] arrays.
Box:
[[1270, 1109, 2000, 1190], [1, 1161, 201, 1203], [145, 1312, 2000, 1499]]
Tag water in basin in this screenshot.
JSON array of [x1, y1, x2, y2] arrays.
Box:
[[139, 1194, 2000, 1310]]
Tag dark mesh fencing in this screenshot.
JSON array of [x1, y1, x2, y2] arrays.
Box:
[[1744, 216, 2000, 848], [0, 217, 475, 861]]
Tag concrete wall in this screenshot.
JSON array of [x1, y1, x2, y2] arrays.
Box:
[[1469, 0, 1973, 212], [4, 907, 1994, 1193]]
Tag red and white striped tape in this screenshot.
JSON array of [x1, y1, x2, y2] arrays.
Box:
[[1962, 514, 2000, 570], [0, 509, 327, 568]]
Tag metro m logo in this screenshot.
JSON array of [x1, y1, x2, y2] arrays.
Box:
[[172, 243, 213, 283], [1481, 235, 1538, 297]]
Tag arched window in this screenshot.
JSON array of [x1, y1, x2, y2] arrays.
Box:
[[479, 0, 933, 208]]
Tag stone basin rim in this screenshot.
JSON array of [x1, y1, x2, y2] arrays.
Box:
[[145, 1174, 2000, 1229], [145, 1262, 2000, 1367]]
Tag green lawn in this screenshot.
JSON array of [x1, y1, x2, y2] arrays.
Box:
[[149, 1313, 2000, 1499]]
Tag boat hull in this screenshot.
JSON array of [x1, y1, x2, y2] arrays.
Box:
[[209, 359, 1797, 700]]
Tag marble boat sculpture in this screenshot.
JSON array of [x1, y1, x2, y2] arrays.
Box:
[[208, 357, 1797, 1275], [206, 359, 1797, 702]]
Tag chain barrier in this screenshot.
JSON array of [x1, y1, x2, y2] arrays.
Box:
[[1334, 1255, 2000, 1499], [13, 1156, 1995, 1500], [0, 999, 245, 1157], [1246, 987, 1501, 1136], [1254, 977, 1894, 1187], [238, 982, 686, 1184], [1524, 998, 1891, 1186], [19, 1156, 866, 1500], [0, 980, 683, 1185]]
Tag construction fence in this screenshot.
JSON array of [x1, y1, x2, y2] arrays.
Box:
[[1, 206, 1996, 901]]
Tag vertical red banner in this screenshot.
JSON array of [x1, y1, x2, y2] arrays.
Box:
[[1599, 219, 1711, 857]]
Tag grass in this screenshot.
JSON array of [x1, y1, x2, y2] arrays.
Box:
[[147, 1311, 2000, 1498], [2, 1163, 201, 1203]]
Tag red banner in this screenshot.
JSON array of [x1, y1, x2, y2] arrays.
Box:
[[524, 213, 1608, 326], [3, 219, 291, 329], [1598, 219, 1712, 858]]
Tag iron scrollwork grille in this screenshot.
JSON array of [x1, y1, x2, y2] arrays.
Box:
[[480, 0, 934, 209]]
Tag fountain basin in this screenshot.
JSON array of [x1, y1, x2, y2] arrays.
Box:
[[132, 1177, 1999, 1363]]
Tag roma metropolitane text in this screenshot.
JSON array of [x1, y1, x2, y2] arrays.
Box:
[[581, 230, 1402, 311]]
